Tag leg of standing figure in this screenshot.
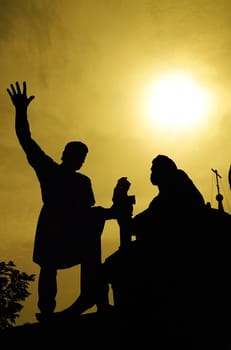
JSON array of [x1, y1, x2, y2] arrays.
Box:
[[64, 237, 110, 315], [81, 236, 110, 311], [53, 207, 112, 318], [84, 207, 112, 312], [36, 266, 57, 321], [51, 247, 98, 318]]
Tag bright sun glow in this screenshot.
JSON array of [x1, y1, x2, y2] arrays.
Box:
[[146, 72, 212, 132]]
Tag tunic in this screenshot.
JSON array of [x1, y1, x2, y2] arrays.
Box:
[[24, 139, 96, 268]]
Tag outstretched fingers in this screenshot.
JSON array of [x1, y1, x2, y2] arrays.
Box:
[[7, 81, 35, 105], [9, 83, 17, 96], [15, 81, 21, 94], [28, 95, 35, 104], [6, 87, 13, 99], [21, 81, 35, 103], [7, 81, 24, 97], [22, 81, 26, 95]]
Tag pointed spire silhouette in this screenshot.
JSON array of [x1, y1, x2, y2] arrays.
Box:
[[211, 168, 224, 211]]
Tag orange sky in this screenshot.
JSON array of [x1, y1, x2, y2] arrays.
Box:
[[0, 0, 230, 326]]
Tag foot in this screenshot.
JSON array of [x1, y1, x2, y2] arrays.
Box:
[[35, 312, 54, 322], [97, 303, 115, 314], [53, 296, 95, 320]]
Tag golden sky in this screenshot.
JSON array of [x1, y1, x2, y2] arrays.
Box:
[[0, 0, 230, 326]]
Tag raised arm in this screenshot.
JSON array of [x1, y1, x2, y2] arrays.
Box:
[[7, 81, 35, 151]]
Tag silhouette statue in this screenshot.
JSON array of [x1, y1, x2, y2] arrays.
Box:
[[103, 155, 231, 340], [7, 81, 116, 322], [112, 177, 135, 247]]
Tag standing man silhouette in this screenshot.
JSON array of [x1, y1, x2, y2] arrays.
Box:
[[7, 81, 115, 321]]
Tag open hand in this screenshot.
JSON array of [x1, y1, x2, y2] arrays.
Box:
[[7, 81, 35, 109]]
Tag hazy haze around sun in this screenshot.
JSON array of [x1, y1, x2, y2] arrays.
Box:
[[145, 72, 213, 133]]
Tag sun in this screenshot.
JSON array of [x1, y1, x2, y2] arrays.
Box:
[[145, 72, 212, 132]]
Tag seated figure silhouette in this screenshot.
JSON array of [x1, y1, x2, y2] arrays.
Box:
[[104, 155, 229, 331], [7, 81, 117, 322], [104, 155, 231, 340]]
